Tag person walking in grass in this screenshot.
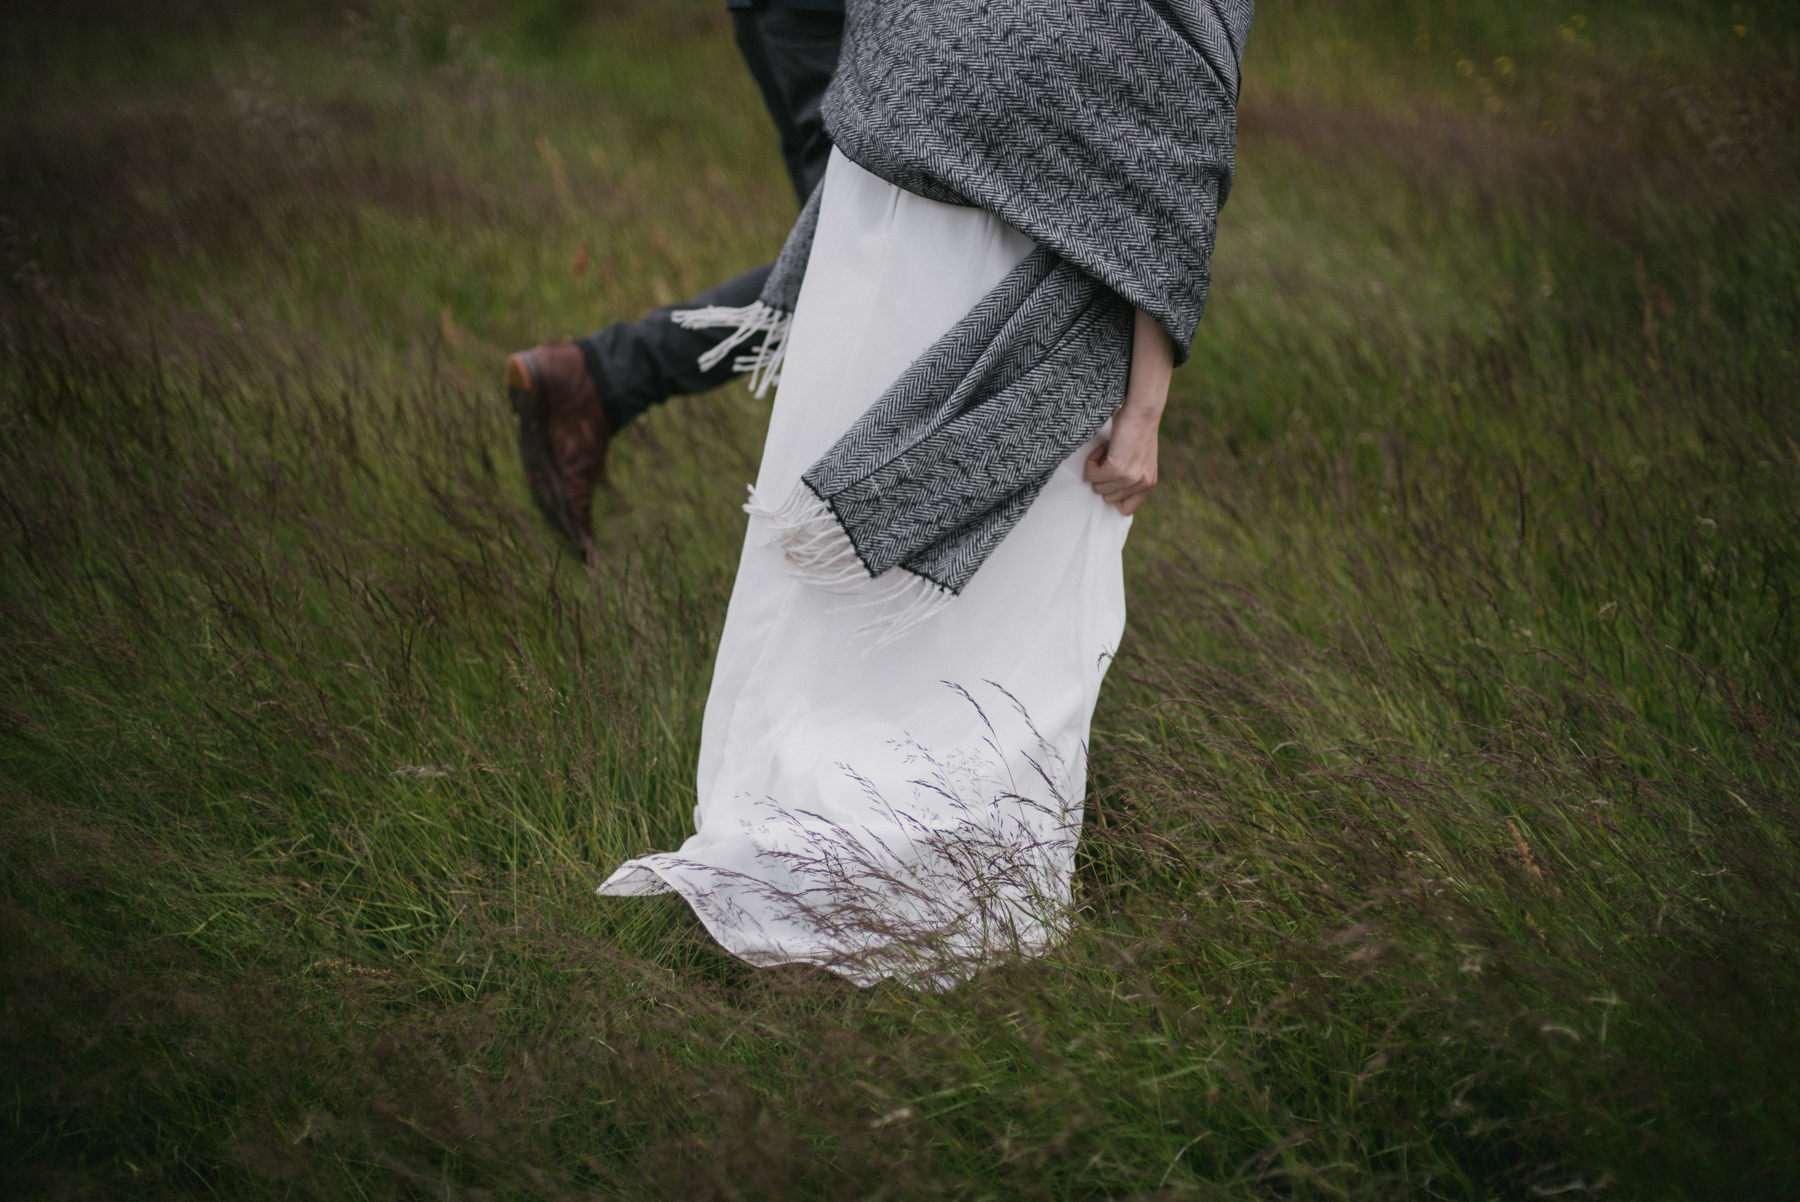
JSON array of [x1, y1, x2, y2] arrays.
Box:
[[504, 0, 845, 558], [593, 0, 1255, 987]]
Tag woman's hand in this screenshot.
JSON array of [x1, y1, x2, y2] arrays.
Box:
[[1085, 307, 1174, 516]]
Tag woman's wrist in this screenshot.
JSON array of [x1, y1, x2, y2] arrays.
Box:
[[1114, 397, 1164, 428]]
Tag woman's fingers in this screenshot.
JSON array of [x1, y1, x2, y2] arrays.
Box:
[[1077, 309, 1172, 515], [1084, 442, 1109, 477], [1084, 444, 1156, 490], [1084, 440, 1156, 513]]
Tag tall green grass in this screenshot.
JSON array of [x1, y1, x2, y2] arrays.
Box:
[[3, 0, 1797, 1197]]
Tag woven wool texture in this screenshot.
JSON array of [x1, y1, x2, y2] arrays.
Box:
[[751, 0, 1255, 597]]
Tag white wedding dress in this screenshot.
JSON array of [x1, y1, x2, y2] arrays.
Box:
[[598, 149, 1131, 987]]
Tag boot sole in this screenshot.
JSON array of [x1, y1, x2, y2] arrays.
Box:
[[505, 353, 591, 560]]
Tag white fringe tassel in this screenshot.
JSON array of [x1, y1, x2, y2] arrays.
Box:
[[670, 301, 791, 398], [745, 483, 954, 653]]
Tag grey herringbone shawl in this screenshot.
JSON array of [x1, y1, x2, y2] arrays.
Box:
[[703, 0, 1253, 621]]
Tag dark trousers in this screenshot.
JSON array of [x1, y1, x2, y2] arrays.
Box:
[[578, 4, 843, 433]]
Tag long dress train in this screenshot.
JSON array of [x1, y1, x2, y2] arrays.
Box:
[[597, 148, 1131, 988]]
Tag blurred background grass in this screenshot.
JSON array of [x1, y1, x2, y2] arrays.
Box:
[[2, 1, 1797, 1198]]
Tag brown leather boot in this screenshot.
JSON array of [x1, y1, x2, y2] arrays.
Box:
[[504, 342, 611, 558]]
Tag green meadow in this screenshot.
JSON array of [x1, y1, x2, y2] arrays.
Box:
[[3, 0, 1796, 1196]]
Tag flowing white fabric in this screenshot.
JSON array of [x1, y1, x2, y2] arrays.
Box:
[[597, 150, 1131, 988]]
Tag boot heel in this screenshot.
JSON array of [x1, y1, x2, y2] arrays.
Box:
[[504, 353, 539, 421]]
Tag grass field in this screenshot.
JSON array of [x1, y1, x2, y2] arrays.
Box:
[[3, 0, 1798, 1197]]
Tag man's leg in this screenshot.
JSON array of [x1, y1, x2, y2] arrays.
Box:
[[574, 264, 772, 437], [575, 3, 842, 436], [506, 2, 843, 556], [731, 3, 843, 205]]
